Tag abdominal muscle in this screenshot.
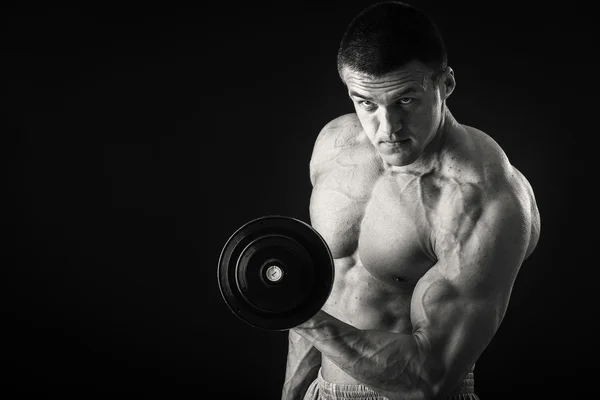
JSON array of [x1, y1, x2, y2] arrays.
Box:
[[319, 254, 415, 384]]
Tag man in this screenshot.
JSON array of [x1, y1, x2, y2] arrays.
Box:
[[280, 2, 541, 400]]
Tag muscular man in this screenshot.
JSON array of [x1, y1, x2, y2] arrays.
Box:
[[281, 2, 541, 400]]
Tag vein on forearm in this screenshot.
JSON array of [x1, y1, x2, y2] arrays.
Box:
[[294, 315, 424, 394]]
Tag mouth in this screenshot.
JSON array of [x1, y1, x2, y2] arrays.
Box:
[[381, 138, 411, 145], [379, 138, 412, 154]]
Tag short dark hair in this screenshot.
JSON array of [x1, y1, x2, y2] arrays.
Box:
[[337, 1, 448, 81]]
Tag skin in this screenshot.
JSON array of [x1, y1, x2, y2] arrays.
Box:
[[281, 61, 541, 400]]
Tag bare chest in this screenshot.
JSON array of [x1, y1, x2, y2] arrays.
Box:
[[310, 161, 438, 287]]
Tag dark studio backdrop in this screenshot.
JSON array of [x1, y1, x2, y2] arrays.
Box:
[[3, 1, 594, 398]]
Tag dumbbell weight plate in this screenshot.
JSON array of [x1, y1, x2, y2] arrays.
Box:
[[217, 215, 334, 330]]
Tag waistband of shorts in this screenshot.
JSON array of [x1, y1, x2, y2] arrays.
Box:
[[316, 368, 384, 399], [447, 372, 475, 395], [316, 369, 475, 399]]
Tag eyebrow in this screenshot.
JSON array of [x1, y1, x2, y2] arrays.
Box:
[[349, 88, 419, 100], [348, 91, 373, 100]]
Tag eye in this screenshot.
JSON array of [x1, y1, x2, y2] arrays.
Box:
[[397, 97, 414, 105], [358, 100, 376, 110]]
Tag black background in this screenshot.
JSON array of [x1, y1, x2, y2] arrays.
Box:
[[3, 2, 594, 398]]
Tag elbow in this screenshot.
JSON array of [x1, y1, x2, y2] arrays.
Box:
[[408, 362, 473, 400], [410, 331, 446, 400], [402, 373, 447, 400]]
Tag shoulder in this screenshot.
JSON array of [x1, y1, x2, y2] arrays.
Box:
[[440, 124, 533, 202], [311, 113, 362, 157], [441, 125, 509, 186], [309, 113, 364, 184], [434, 125, 540, 258]]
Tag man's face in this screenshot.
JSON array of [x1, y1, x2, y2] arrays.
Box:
[[342, 61, 453, 167]]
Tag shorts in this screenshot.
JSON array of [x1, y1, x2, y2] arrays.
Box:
[[303, 368, 479, 400]]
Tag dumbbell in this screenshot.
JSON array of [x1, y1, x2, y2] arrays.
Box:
[[217, 216, 334, 330]]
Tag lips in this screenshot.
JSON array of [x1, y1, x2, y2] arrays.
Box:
[[379, 138, 411, 153], [381, 138, 410, 144]]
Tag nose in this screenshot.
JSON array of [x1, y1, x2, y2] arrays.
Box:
[[378, 106, 402, 137]]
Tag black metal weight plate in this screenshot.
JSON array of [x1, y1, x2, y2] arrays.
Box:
[[217, 215, 334, 330]]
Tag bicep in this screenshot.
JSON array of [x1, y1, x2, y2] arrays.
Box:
[[410, 271, 497, 392], [410, 191, 531, 394]]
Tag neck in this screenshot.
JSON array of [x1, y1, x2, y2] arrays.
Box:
[[387, 106, 456, 175]]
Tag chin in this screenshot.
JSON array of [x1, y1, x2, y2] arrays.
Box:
[[383, 153, 418, 167]]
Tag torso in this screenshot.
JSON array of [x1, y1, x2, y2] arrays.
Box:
[[309, 114, 539, 383]]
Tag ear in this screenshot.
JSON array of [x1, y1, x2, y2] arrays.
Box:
[[439, 67, 455, 100]]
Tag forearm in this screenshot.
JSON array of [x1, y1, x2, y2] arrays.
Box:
[[281, 329, 322, 400], [293, 311, 428, 400]]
